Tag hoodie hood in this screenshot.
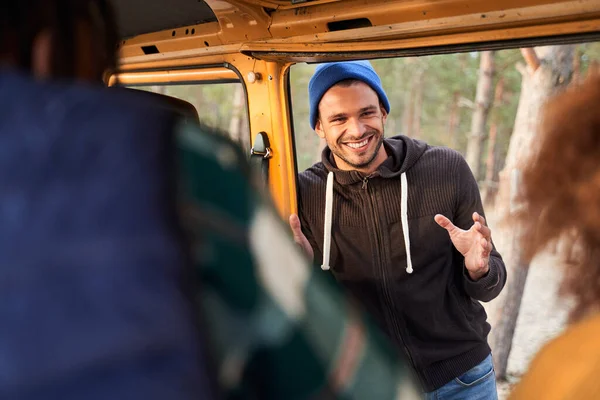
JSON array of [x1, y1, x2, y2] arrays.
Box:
[[320, 135, 428, 185]]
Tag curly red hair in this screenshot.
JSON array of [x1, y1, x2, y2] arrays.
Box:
[[520, 73, 600, 322]]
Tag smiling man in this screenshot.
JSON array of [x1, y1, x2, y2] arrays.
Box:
[[290, 60, 507, 400]]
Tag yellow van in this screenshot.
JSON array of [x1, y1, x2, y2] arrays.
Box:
[[112, 0, 600, 219], [110, 1, 600, 393]]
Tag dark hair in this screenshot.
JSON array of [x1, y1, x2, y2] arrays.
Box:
[[0, 0, 119, 81], [520, 72, 600, 322]]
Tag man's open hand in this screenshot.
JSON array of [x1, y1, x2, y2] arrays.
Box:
[[434, 212, 492, 281]]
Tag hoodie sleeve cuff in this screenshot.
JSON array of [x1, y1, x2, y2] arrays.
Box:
[[463, 261, 501, 299]]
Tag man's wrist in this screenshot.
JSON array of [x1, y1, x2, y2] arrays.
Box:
[[467, 264, 490, 281]]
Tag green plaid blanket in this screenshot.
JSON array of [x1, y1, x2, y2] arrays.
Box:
[[177, 121, 420, 400]]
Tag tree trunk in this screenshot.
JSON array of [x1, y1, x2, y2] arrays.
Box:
[[588, 60, 600, 77], [402, 58, 416, 136], [402, 58, 426, 138], [572, 47, 581, 84], [412, 70, 425, 139], [458, 52, 469, 70], [491, 45, 575, 380], [466, 51, 495, 181], [481, 122, 498, 207], [402, 88, 414, 137], [447, 91, 461, 149], [482, 78, 504, 206]]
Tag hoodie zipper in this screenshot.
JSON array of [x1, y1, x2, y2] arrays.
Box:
[[362, 177, 417, 370]]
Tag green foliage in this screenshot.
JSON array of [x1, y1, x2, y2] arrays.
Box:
[[131, 40, 600, 179], [579, 42, 600, 74], [290, 42, 599, 176]]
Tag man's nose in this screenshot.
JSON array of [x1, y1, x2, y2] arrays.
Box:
[[346, 117, 366, 136]]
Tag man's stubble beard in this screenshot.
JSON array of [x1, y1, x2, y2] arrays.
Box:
[[330, 128, 385, 170]]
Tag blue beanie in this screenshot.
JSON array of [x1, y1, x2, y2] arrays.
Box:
[[308, 60, 390, 130]]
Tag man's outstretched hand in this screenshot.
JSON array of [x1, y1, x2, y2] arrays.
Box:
[[289, 213, 314, 261], [434, 212, 492, 281]]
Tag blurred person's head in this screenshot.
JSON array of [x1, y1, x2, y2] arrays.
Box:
[[520, 72, 600, 322], [0, 0, 119, 83]]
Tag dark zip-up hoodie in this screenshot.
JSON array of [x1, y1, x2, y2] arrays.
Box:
[[297, 135, 507, 392]]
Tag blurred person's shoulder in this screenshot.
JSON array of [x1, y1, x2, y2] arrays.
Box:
[[0, 68, 175, 124], [174, 112, 268, 256], [510, 313, 600, 400]]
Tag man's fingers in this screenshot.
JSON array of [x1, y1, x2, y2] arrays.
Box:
[[289, 213, 314, 260], [289, 213, 307, 244], [434, 214, 457, 233], [289, 214, 302, 236], [475, 222, 492, 240], [289, 213, 299, 228], [473, 213, 492, 241], [479, 237, 492, 256], [472, 212, 487, 227], [481, 250, 491, 268], [479, 215, 487, 227], [480, 257, 489, 269]]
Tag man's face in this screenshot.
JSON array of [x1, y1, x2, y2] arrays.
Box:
[[315, 81, 387, 172]]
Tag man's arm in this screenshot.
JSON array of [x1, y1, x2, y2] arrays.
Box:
[[453, 155, 507, 302]]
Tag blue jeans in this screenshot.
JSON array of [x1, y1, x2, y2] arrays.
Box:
[[425, 354, 498, 400]]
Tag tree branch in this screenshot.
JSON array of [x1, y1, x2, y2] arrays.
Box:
[[520, 48, 540, 72], [458, 97, 475, 109], [497, 53, 524, 74]]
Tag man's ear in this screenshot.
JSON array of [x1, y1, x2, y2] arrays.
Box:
[[380, 103, 388, 124], [315, 119, 326, 139], [31, 30, 53, 79]]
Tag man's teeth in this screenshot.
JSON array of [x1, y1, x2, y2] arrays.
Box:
[[347, 138, 369, 149]]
